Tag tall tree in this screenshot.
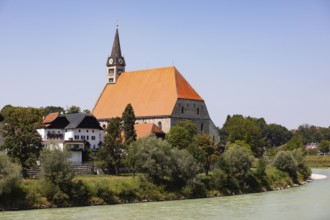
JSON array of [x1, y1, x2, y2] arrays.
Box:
[[96, 117, 124, 175], [193, 133, 218, 175], [0, 105, 43, 177], [122, 104, 136, 145], [220, 115, 265, 157]]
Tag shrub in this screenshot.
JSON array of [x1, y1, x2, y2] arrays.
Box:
[[0, 152, 21, 195], [265, 167, 293, 189], [272, 151, 297, 179]]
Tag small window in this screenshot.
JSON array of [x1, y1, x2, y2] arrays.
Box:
[[87, 136, 89, 140], [91, 136, 96, 140], [87, 130, 89, 133], [197, 108, 200, 115], [102, 125, 106, 129], [78, 130, 81, 133], [200, 123, 204, 133], [158, 121, 162, 130], [92, 130, 94, 133], [109, 78, 114, 83], [74, 135, 79, 140], [81, 135, 85, 140], [181, 106, 184, 114]]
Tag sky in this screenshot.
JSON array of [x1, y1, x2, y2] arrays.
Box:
[[0, 0, 329, 129]]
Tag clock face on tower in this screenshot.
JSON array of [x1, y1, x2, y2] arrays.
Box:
[[109, 58, 113, 65], [118, 58, 124, 64]]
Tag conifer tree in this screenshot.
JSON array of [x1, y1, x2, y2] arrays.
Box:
[[122, 104, 137, 145], [96, 117, 124, 175]]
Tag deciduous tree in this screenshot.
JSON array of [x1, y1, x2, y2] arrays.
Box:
[[0, 105, 43, 177]]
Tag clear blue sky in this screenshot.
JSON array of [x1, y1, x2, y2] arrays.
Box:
[[1, 0, 329, 129]]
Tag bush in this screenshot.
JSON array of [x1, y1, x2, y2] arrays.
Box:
[[272, 151, 297, 179], [265, 167, 293, 189], [0, 153, 21, 195]]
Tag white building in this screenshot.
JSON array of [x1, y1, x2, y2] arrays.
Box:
[[37, 112, 104, 164]]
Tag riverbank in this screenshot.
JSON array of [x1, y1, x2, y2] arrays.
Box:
[[1, 167, 310, 211]]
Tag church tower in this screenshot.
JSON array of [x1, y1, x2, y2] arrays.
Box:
[[106, 25, 126, 83]]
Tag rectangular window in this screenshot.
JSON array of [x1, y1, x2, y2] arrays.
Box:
[[81, 135, 85, 140], [74, 135, 79, 140], [87, 136, 89, 140], [91, 136, 96, 140]]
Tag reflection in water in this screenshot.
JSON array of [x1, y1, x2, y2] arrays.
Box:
[[1, 169, 330, 220]]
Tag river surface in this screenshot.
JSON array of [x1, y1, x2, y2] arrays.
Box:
[[1, 168, 330, 220]]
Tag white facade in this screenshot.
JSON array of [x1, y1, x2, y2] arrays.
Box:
[[37, 126, 104, 164]]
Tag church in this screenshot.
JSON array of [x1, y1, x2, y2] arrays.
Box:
[[93, 27, 220, 143]]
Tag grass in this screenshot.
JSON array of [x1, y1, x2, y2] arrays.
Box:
[[305, 155, 330, 168]]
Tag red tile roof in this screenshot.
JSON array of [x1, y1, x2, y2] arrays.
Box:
[[93, 66, 203, 120], [135, 123, 165, 139]]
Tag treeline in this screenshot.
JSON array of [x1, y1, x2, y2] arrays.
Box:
[[0, 104, 314, 209]]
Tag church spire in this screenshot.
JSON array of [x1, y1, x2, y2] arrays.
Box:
[[106, 25, 126, 84]]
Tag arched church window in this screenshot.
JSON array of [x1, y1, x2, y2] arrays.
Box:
[[181, 106, 184, 114], [158, 121, 162, 130], [197, 107, 200, 115], [200, 123, 204, 133]]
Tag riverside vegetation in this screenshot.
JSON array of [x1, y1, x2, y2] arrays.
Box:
[[2, 106, 329, 210]]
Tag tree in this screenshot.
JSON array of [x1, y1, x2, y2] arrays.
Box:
[[265, 123, 292, 147], [41, 106, 65, 116], [272, 151, 297, 179], [193, 133, 218, 175], [96, 117, 124, 175], [126, 136, 200, 187], [219, 115, 265, 157], [66, 105, 81, 114], [166, 120, 197, 149], [284, 134, 305, 152], [220, 144, 254, 188], [1, 105, 43, 177], [40, 149, 75, 206], [40, 149, 74, 192], [0, 153, 21, 196], [318, 140, 330, 155], [122, 104, 137, 145]]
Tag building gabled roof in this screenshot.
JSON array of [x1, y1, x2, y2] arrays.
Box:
[[42, 112, 102, 130], [93, 66, 203, 120], [65, 113, 103, 130], [135, 123, 165, 139]]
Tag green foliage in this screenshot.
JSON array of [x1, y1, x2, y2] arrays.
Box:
[[292, 149, 311, 179], [219, 115, 265, 157], [127, 136, 200, 187], [305, 155, 330, 167], [264, 123, 292, 147], [96, 117, 125, 175], [166, 120, 197, 149], [193, 133, 219, 175], [283, 134, 305, 151], [66, 105, 81, 114], [1, 105, 43, 176], [122, 104, 137, 145], [265, 167, 293, 189], [220, 145, 254, 188], [41, 106, 65, 116], [0, 153, 21, 195], [40, 150, 74, 192], [319, 140, 330, 154], [272, 151, 297, 179]]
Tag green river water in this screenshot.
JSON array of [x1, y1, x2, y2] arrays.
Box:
[[1, 168, 329, 220]]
